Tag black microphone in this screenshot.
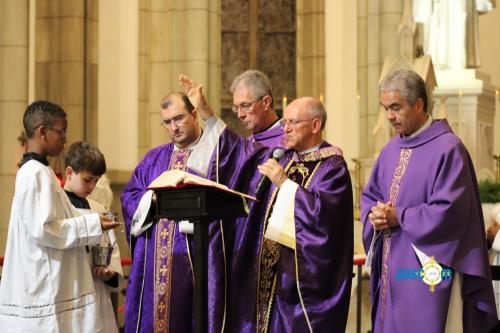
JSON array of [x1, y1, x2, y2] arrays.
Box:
[[255, 148, 285, 199]]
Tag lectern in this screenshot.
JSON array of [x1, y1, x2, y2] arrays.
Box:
[[155, 186, 248, 333]]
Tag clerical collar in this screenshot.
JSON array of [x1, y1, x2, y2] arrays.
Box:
[[19, 152, 49, 167], [405, 115, 432, 139], [298, 143, 322, 156]]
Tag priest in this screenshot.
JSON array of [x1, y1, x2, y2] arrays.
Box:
[[362, 69, 497, 332]]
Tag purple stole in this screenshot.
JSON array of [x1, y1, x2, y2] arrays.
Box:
[[379, 148, 412, 331], [154, 149, 190, 332]]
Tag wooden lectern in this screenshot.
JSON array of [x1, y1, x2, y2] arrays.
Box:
[[154, 186, 248, 333]]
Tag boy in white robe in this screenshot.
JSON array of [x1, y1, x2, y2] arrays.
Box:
[[0, 100, 120, 333], [63, 141, 124, 333]]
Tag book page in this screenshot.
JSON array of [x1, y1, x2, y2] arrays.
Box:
[[147, 169, 256, 201]]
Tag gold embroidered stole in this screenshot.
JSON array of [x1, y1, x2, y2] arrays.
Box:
[[379, 148, 412, 325], [256, 157, 323, 333], [154, 149, 191, 333]]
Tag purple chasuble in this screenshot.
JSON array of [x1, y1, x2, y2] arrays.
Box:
[[225, 142, 354, 332], [361, 119, 497, 332], [122, 145, 220, 333], [248, 123, 286, 149], [122, 130, 269, 333]]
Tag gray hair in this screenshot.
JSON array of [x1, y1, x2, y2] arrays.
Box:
[[308, 100, 327, 130], [230, 70, 274, 106], [379, 69, 428, 113]]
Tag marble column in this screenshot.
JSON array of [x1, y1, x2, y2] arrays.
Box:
[[296, 0, 324, 99], [0, 0, 29, 255]]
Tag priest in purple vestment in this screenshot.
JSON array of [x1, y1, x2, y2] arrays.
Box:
[[238, 96, 354, 332], [362, 69, 497, 332], [122, 90, 269, 333], [230, 70, 285, 149]]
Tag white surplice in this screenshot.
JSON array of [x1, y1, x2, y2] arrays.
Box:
[[84, 199, 124, 333], [0, 160, 103, 333]]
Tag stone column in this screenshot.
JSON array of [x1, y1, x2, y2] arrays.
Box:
[[144, 0, 221, 149], [0, 0, 29, 255], [296, 0, 324, 99], [325, 1, 358, 166], [357, 0, 403, 158], [35, 0, 87, 144]]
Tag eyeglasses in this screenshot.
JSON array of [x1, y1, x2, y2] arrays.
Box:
[[161, 114, 187, 128], [46, 126, 67, 138], [280, 118, 317, 128], [231, 96, 264, 114]]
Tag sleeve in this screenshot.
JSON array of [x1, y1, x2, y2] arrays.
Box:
[[397, 143, 485, 274], [121, 158, 152, 241], [264, 179, 299, 249], [360, 156, 384, 253], [19, 169, 102, 249], [292, 157, 354, 328]]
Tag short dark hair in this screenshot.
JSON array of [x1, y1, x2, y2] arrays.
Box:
[[23, 100, 67, 138], [65, 141, 106, 176], [160, 92, 195, 113], [380, 69, 428, 113]]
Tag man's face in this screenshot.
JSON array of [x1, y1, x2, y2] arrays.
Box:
[[160, 98, 199, 149], [65, 168, 100, 198], [232, 87, 267, 133], [282, 100, 317, 152], [380, 90, 424, 136], [43, 117, 68, 157]]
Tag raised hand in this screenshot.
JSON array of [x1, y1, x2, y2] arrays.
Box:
[[178, 74, 214, 120]]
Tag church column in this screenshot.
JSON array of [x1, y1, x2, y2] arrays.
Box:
[[325, 0, 358, 165], [0, 0, 29, 255], [146, 0, 221, 149], [296, 0, 324, 99], [35, 0, 87, 144], [98, 0, 139, 177]]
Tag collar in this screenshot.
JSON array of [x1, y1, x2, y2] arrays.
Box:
[[19, 152, 49, 167], [405, 114, 432, 139]]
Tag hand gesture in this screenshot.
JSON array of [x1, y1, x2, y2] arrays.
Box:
[[257, 159, 287, 187], [99, 214, 120, 231], [178, 74, 214, 120]]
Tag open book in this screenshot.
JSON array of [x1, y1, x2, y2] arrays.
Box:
[[147, 169, 256, 201]]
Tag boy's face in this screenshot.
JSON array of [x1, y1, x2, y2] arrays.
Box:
[[43, 117, 68, 156], [65, 167, 100, 198]]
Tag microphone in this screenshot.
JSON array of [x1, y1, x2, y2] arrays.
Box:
[[255, 148, 285, 199]]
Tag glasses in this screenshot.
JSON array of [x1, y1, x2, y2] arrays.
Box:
[[231, 96, 264, 114], [46, 126, 67, 138], [280, 118, 317, 128], [161, 114, 187, 128]]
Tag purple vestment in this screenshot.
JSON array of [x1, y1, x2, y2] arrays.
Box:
[[226, 142, 354, 332], [361, 119, 497, 332], [122, 130, 268, 333], [248, 123, 286, 149]]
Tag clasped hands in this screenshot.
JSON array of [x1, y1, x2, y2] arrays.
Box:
[[257, 159, 287, 187], [368, 201, 399, 231]]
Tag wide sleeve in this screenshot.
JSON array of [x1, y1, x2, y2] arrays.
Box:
[[121, 159, 152, 241], [397, 143, 486, 276], [360, 156, 384, 252], [292, 157, 354, 329], [18, 168, 102, 249]]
